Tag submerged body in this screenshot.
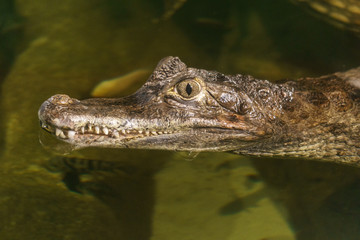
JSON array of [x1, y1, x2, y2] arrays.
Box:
[[38, 57, 360, 165]]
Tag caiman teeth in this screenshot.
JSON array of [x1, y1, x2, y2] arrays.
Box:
[[55, 128, 66, 138], [102, 127, 109, 135], [67, 130, 76, 139], [50, 124, 177, 140], [113, 130, 120, 138], [55, 128, 62, 136], [95, 126, 100, 134]]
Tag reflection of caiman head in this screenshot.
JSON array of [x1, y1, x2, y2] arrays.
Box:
[[38, 56, 293, 152]]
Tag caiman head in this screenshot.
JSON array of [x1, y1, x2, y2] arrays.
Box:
[[38, 56, 293, 152]]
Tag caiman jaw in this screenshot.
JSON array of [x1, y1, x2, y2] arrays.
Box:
[[38, 94, 182, 147], [40, 118, 174, 141]]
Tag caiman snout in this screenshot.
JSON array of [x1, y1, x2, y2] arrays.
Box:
[[38, 94, 73, 123], [47, 94, 74, 105]]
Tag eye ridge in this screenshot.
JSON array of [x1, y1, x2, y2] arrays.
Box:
[[185, 83, 192, 95]]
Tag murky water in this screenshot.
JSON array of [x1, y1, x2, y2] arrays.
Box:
[[1, 0, 360, 239]]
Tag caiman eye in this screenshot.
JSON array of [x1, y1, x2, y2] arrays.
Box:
[[175, 78, 201, 99]]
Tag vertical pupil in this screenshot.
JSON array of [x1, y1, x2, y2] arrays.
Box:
[[185, 83, 192, 95]]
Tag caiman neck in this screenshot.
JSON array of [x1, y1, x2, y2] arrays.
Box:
[[235, 71, 360, 165]]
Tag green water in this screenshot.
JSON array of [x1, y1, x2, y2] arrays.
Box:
[[1, 0, 360, 239]]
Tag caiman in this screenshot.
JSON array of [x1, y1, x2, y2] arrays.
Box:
[[38, 57, 360, 166]]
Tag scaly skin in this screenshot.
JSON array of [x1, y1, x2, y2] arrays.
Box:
[[38, 57, 360, 165]]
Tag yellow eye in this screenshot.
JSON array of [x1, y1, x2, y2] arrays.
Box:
[[175, 78, 202, 99]]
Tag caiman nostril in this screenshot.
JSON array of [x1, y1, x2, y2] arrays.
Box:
[[50, 94, 74, 105]]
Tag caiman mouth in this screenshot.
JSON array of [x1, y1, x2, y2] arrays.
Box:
[[39, 120, 180, 141], [38, 95, 183, 145], [39, 119, 251, 143]]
